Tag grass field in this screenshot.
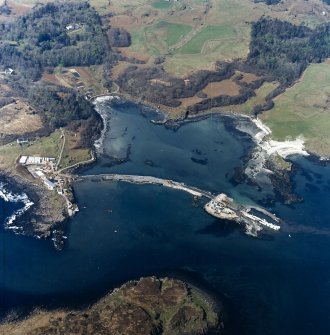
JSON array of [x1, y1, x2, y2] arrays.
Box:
[[0, 100, 43, 135], [0, 130, 62, 171], [260, 63, 330, 156], [151, 0, 173, 10], [238, 82, 279, 114], [157, 21, 192, 46], [0, 128, 91, 172], [163, 53, 219, 76], [59, 128, 91, 168], [178, 25, 237, 54], [130, 20, 193, 56]]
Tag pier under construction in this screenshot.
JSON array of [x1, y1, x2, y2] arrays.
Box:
[[77, 173, 281, 236], [204, 193, 281, 236]]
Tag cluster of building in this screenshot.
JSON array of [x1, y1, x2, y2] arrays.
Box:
[[205, 194, 239, 221], [18, 155, 78, 215], [19, 155, 57, 190], [204, 193, 281, 234], [19, 155, 56, 166]]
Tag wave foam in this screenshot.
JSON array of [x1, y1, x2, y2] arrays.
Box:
[[0, 182, 34, 228]]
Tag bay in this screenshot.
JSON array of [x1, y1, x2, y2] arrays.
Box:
[[0, 102, 329, 334]]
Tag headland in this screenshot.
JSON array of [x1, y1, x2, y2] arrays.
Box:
[[0, 277, 223, 335]]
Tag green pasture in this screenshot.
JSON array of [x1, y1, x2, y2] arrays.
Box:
[[178, 25, 237, 54], [131, 20, 192, 55], [261, 63, 330, 155], [151, 0, 173, 9]]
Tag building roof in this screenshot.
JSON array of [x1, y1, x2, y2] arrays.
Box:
[[35, 170, 45, 178], [19, 156, 28, 164], [44, 179, 56, 190]]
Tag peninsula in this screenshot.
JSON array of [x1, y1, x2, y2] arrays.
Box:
[[0, 277, 223, 335]]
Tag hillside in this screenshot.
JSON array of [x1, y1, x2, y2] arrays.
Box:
[[99, 0, 329, 76], [100, 0, 330, 156], [0, 0, 330, 158]]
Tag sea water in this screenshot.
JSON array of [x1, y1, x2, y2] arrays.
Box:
[[0, 102, 329, 335]]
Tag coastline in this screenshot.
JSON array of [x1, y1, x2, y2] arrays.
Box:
[[92, 95, 118, 155], [181, 106, 316, 203], [0, 105, 104, 241], [0, 172, 66, 238], [92, 94, 314, 205], [0, 93, 325, 242], [0, 176, 34, 234]]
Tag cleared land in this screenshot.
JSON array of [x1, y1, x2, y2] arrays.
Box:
[[240, 72, 260, 84], [227, 82, 279, 115], [0, 100, 42, 135], [42, 66, 107, 97], [0, 0, 33, 21], [178, 25, 238, 54], [260, 63, 330, 156], [202, 79, 241, 97], [0, 128, 90, 172]]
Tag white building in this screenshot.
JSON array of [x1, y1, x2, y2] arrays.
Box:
[[44, 179, 56, 191], [19, 156, 28, 164]]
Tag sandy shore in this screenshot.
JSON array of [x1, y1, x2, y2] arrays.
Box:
[[252, 117, 309, 158]]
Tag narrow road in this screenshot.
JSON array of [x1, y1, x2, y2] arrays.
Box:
[[56, 128, 65, 170], [112, 82, 120, 94], [57, 151, 95, 175]]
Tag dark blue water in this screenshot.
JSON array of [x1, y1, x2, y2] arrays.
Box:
[[0, 198, 17, 228], [1, 102, 330, 334]]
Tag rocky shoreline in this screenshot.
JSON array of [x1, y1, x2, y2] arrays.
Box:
[[0, 172, 66, 238], [0, 95, 321, 245], [164, 106, 306, 205], [72, 96, 314, 218]]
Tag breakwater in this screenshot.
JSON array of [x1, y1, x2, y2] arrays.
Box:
[[77, 173, 214, 199], [77, 174, 281, 236]]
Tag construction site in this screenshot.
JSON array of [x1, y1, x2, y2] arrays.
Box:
[[204, 193, 281, 236], [78, 173, 281, 237]]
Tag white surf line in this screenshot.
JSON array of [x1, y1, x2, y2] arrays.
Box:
[[0, 182, 34, 229]]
